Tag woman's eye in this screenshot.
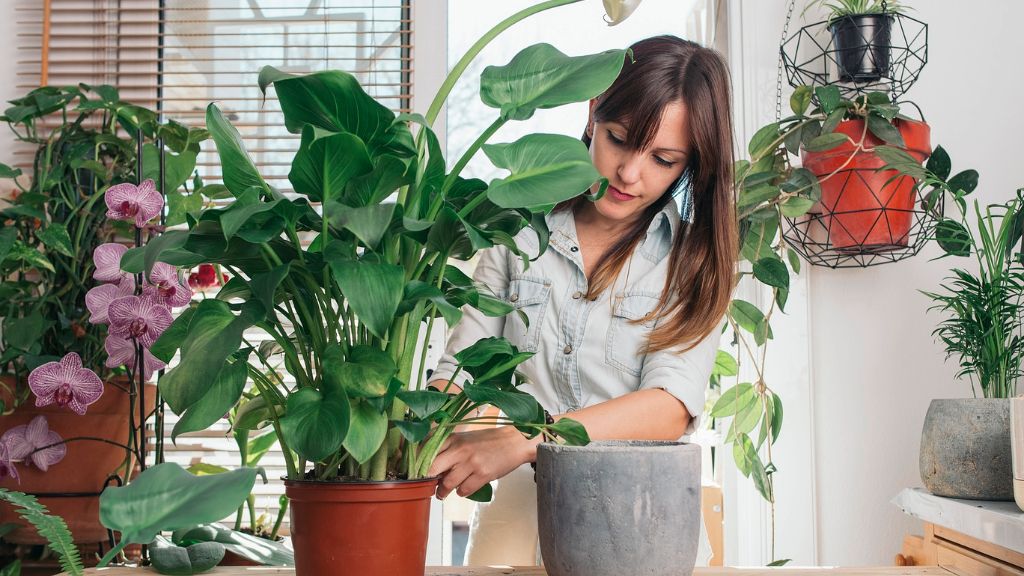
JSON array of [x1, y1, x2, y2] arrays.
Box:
[[606, 130, 625, 145], [654, 156, 677, 168]]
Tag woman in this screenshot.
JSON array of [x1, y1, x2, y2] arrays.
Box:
[[429, 34, 737, 565]]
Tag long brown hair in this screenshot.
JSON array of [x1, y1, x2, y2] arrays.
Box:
[[568, 35, 737, 353]]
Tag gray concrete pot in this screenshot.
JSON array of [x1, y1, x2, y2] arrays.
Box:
[[919, 398, 1013, 501], [536, 441, 701, 576]]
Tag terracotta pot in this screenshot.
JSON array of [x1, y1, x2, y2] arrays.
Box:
[[284, 477, 437, 576], [0, 375, 156, 544], [802, 118, 931, 253]]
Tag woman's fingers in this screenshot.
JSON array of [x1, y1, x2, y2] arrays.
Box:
[[436, 464, 472, 500], [455, 473, 489, 498]]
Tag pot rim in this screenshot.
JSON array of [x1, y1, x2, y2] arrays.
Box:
[[539, 440, 697, 452], [282, 475, 439, 487]]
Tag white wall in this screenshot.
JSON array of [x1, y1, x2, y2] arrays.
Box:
[[800, 1, 1024, 565]]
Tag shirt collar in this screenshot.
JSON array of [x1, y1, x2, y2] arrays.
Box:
[[545, 197, 680, 263]]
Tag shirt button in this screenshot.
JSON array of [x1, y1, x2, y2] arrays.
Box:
[[570, 246, 579, 252], [572, 291, 583, 300], [509, 293, 519, 302], [563, 344, 573, 354]]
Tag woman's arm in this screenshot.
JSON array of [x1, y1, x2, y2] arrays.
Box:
[[428, 388, 692, 499]]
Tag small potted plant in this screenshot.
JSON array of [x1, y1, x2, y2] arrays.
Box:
[[803, 0, 908, 82], [0, 84, 205, 545], [919, 182, 1020, 502], [131, 2, 647, 574]]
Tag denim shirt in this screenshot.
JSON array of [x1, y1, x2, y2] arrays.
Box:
[[432, 198, 718, 435]]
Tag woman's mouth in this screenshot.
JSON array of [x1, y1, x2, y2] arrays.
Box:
[[607, 186, 635, 201]]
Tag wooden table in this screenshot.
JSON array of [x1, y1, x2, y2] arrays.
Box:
[[64, 567, 962, 575]]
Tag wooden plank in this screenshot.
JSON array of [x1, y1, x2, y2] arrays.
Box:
[[933, 525, 1024, 568], [63, 566, 960, 575], [935, 541, 1024, 576]]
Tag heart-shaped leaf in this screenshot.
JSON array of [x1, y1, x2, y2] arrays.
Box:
[[484, 134, 600, 209]]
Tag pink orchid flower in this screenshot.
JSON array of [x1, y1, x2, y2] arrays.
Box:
[[104, 335, 166, 381], [105, 179, 164, 228], [92, 243, 132, 284], [0, 442, 18, 482], [27, 352, 104, 415], [144, 262, 193, 308], [85, 279, 134, 325], [107, 295, 173, 348], [2, 415, 66, 472]]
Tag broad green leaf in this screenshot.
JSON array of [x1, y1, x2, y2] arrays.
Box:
[[926, 145, 951, 181], [866, 114, 905, 147], [329, 202, 395, 249], [399, 281, 463, 327], [0, 163, 23, 179], [325, 344, 397, 398], [874, 146, 925, 179], [711, 382, 755, 419], [99, 463, 256, 545], [7, 242, 53, 273], [397, 390, 450, 419], [729, 300, 765, 334], [787, 248, 802, 275], [35, 224, 73, 257], [729, 395, 762, 437], [159, 300, 262, 414], [150, 307, 196, 362], [814, 86, 841, 115], [738, 185, 781, 208], [149, 537, 225, 575], [713, 350, 738, 377], [935, 219, 971, 257], [480, 44, 626, 121], [3, 313, 48, 351], [820, 108, 846, 135], [780, 196, 815, 218], [342, 400, 388, 464], [206, 104, 266, 196], [546, 417, 590, 445], [143, 144, 198, 195], [329, 260, 404, 339], [233, 396, 273, 431], [280, 388, 350, 462], [258, 66, 413, 157], [290, 125, 373, 203], [463, 385, 540, 422], [218, 188, 304, 242], [741, 217, 778, 263], [466, 483, 494, 503], [394, 420, 431, 444], [0, 227, 15, 263], [748, 123, 780, 157], [789, 86, 812, 116], [771, 392, 784, 442], [171, 524, 294, 567], [166, 192, 204, 227], [803, 132, 848, 152], [186, 463, 230, 476], [948, 169, 980, 195], [453, 337, 515, 367], [484, 134, 601, 209], [171, 358, 248, 441]]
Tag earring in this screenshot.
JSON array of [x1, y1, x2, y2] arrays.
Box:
[[670, 171, 694, 224]]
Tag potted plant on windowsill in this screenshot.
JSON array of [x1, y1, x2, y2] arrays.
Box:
[[0, 84, 205, 545], [803, 0, 908, 83], [128, 2, 644, 574]]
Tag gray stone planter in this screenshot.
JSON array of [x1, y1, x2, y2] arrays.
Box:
[[536, 440, 701, 576], [919, 398, 1012, 501]]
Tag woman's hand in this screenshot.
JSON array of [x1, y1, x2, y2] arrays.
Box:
[[427, 425, 539, 500]]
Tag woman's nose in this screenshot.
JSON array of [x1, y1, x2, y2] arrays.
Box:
[[617, 153, 643, 184]]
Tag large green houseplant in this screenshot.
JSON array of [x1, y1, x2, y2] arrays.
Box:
[[128, 2, 643, 574]]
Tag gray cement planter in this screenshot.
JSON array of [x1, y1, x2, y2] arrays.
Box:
[[536, 440, 701, 576], [919, 398, 1012, 501]]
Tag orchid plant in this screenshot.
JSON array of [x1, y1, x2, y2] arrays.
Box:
[[130, 0, 642, 492]]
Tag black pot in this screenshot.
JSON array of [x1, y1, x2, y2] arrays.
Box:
[[829, 13, 893, 83]]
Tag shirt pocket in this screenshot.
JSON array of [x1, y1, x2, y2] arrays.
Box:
[[504, 276, 551, 353], [605, 292, 660, 376]]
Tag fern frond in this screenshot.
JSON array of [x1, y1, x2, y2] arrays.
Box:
[[0, 489, 84, 576]]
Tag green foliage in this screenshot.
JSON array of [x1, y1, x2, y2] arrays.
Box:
[[141, 40, 617, 483], [721, 87, 957, 502], [0, 84, 207, 386], [0, 489, 83, 575], [802, 0, 908, 22], [149, 536, 224, 575], [921, 184, 1024, 399]]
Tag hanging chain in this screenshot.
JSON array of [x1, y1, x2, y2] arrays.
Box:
[[776, 0, 797, 122]]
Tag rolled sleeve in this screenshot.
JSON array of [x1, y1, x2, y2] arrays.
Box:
[[638, 327, 721, 436], [431, 245, 511, 387]]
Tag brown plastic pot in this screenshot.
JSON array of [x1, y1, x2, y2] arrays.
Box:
[[285, 476, 438, 576], [0, 375, 155, 544], [802, 118, 931, 253]]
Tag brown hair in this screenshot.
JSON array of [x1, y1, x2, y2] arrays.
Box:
[[567, 35, 738, 353]]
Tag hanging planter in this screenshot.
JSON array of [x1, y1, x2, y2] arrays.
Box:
[[830, 13, 893, 83], [801, 117, 931, 253]]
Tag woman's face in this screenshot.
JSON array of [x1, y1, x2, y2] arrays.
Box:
[[586, 99, 690, 224]]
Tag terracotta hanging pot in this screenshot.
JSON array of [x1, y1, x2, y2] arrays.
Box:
[[0, 375, 155, 544], [802, 118, 931, 253], [284, 476, 437, 576]]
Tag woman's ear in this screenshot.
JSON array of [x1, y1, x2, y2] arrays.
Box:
[[585, 98, 598, 139]]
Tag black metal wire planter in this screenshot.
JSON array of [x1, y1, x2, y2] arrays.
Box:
[[781, 12, 928, 101]]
